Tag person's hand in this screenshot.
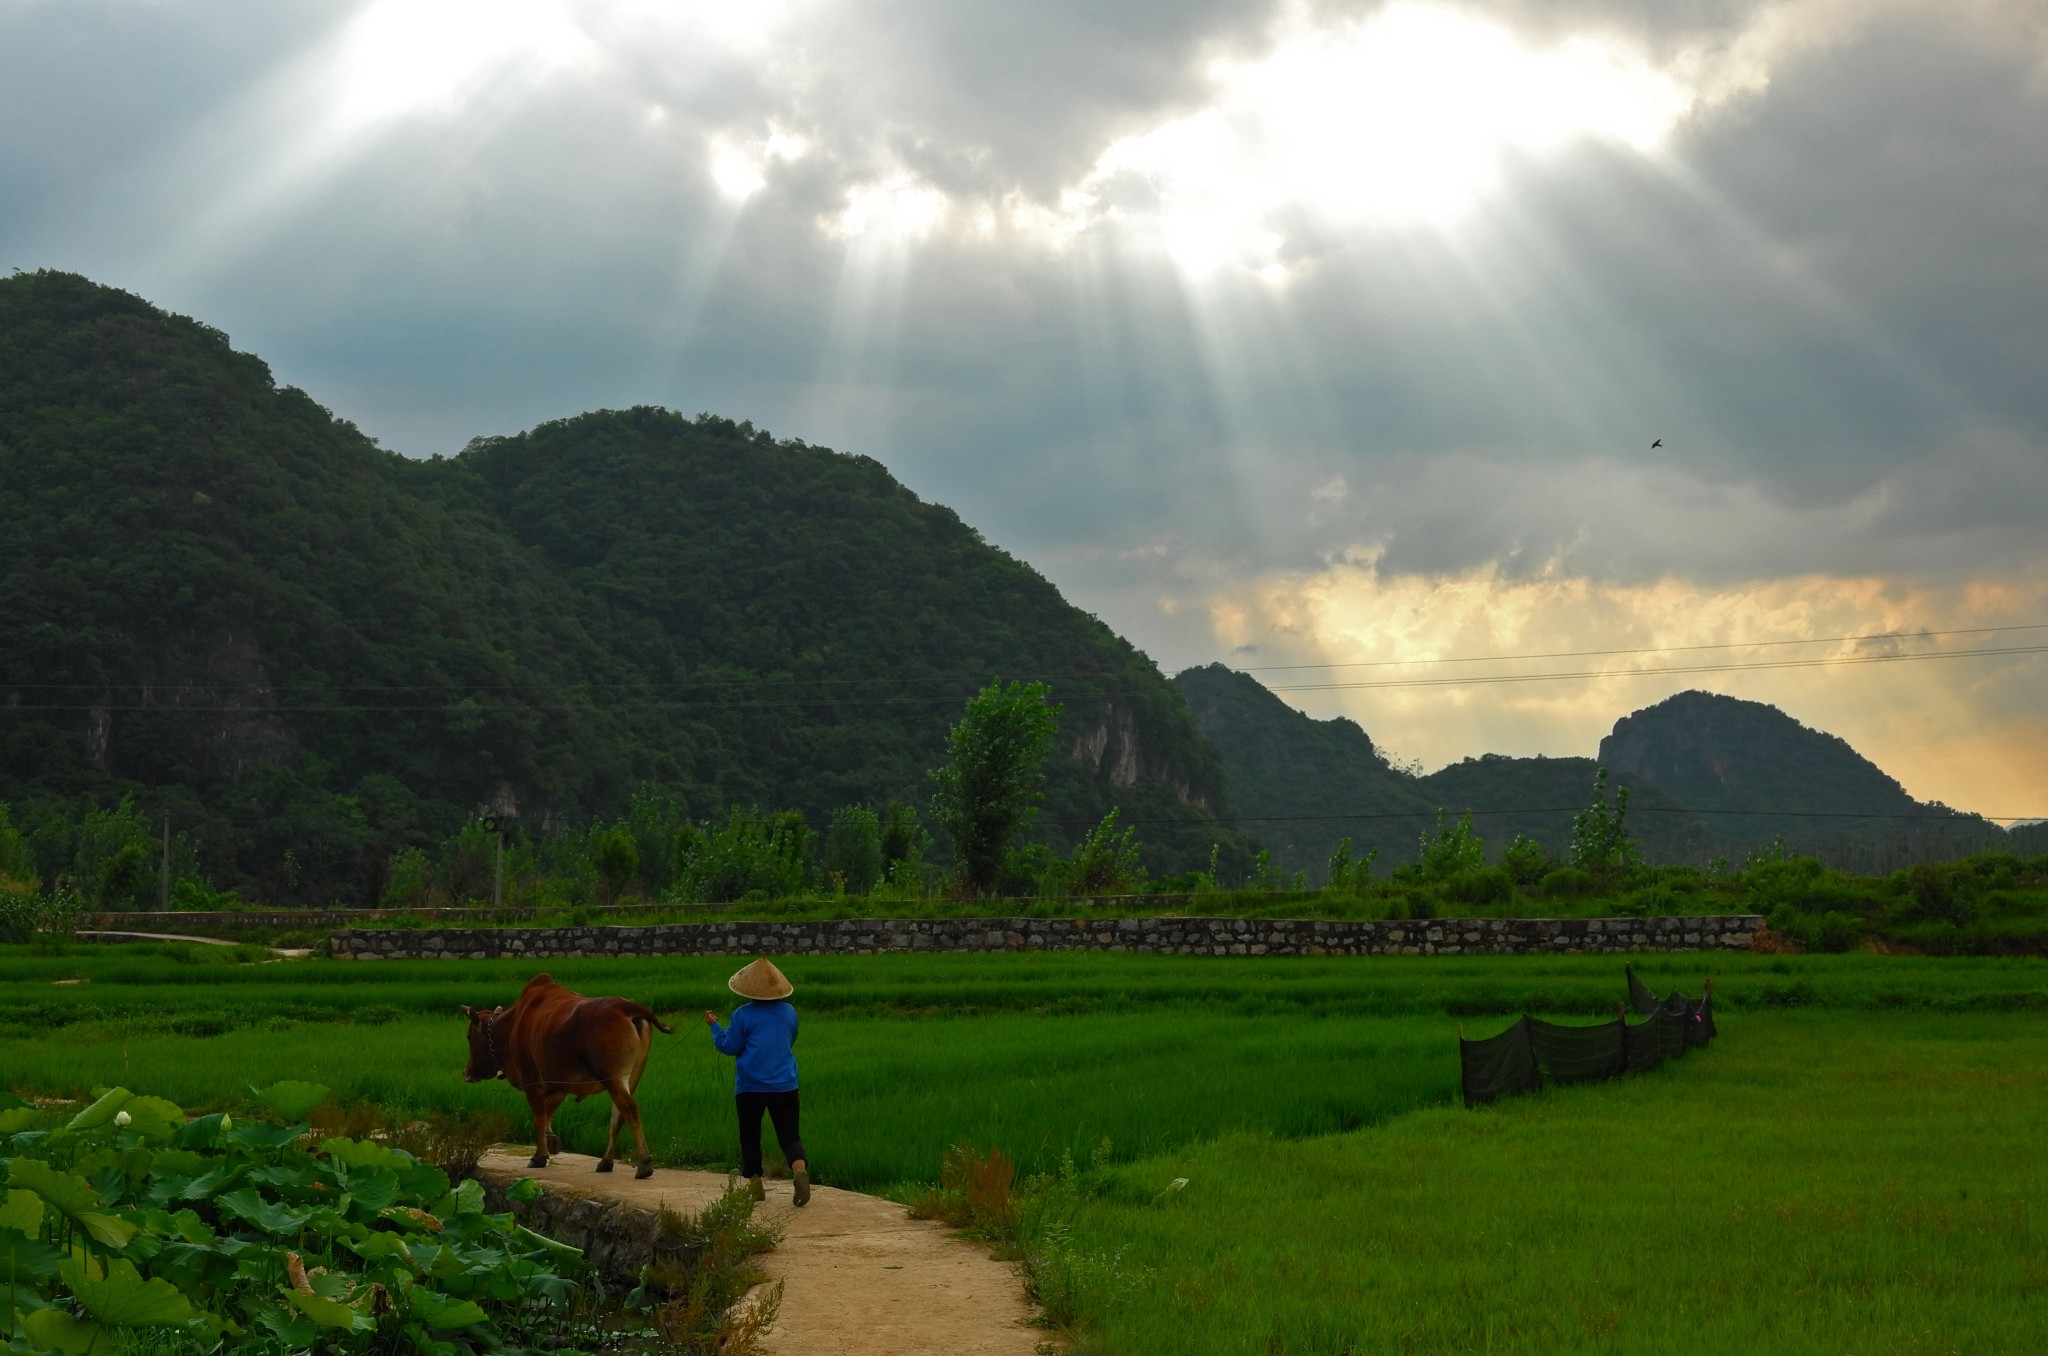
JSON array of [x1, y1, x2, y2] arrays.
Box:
[[703, 1010, 719, 1027]]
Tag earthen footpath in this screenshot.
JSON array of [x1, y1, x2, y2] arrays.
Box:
[[476, 1151, 1041, 1356]]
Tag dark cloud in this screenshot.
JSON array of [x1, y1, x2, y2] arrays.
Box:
[[1, 0, 2043, 640]]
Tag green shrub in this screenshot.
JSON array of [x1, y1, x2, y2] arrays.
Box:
[[1415, 811, 1484, 882], [1059, 810, 1148, 896], [1766, 903, 1815, 948], [1814, 911, 1863, 953], [382, 847, 433, 908], [1327, 838, 1378, 891], [676, 808, 812, 903], [1901, 862, 1979, 925], [825, 805, 885, 895], [1444, 867, 1512, 908], [1615, 884, 1682, 918], [1539, 867, 1598, 899], [1500, 835, 1550, 887]]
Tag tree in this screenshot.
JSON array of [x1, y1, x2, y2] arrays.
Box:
[[1415, 810, 1484, 882], [1060, 810, 1147, 896], [589, 826, 640, 906], [1570, 767, 1643, 878], [930, 681, 1061, 895], [1327, 837, 1378, 891], [825, 805, 884, 895]]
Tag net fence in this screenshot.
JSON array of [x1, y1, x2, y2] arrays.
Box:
[[1460, 966, 1717, 1107]]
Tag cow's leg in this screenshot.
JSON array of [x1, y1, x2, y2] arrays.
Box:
[[524, 1089, 552, 1169], [597, 1079, 654, 1179], [597, 1092, 623, 1173]]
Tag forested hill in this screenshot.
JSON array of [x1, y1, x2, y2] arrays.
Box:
[[1179, 666, 2004, 874], [1598, 690, 1983, 855], [0, 271, 1239, 897], [1172, 664, 1436, 871], [413, 408, 1237, 866], [1173, 665, 1708, 872]]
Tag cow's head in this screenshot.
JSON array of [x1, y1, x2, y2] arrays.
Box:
[[459, 1005, 505, 1083]]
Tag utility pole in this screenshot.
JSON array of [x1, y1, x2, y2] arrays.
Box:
[[160, 812, 170, 911]]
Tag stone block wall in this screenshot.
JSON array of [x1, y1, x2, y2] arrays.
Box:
[[332, 913, 1762, 960]]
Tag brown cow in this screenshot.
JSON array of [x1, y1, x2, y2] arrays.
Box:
[[460, 973, 674, 1179]]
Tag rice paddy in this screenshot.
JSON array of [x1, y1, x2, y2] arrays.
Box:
[[4, 943, 2043, 1352]]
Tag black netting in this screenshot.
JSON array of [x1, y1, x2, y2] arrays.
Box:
[[1626, 964, 1664, 1017], [1527, 1017, 1626, 1084], [1623, 1015, 1665, 1074], [1460, 1016, 1540, 1105], [1462, 969, 1719, 1107]]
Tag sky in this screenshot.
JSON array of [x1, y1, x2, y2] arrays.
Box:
[[4, 0, 2045, 818]]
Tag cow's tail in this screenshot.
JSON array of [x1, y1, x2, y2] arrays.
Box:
[[623, 1001, 675, 1035]]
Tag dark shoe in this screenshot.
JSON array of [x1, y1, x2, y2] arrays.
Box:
[[793, 1167, 810, 1207], [747, 1177, 766, 1203]]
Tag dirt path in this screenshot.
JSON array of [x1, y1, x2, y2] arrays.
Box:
[[477, 1151, 1042, 1356]]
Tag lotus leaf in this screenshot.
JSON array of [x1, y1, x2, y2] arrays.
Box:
[[77, 1212, 138, 1250], [170, 1112, 229, 1150], [216, 1187, 313, 1236], [407, 1288, 490, 1329], [1, 1186, 42, 1235], [283, 1288, 376, 1333], [21, 1307, 103, 1355], [226, 1120, 309, 1152], [60, 1255, 197, 1327], [63, 1088, 133, 1134], [7, 1158, 97, 1216], [321, 1136, 411, 1171]]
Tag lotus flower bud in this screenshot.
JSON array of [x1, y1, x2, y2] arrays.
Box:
[[221, 1114, 233, 1131], [113, 1110, 131, 1127]]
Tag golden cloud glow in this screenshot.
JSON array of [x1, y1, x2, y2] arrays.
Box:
[[1195, 553, 2048, 818]]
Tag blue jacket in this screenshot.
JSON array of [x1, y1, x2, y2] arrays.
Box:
[[710, 1000, 800, 1094]]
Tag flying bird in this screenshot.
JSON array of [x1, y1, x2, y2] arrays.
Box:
[[1650, 438, 1663, 448]]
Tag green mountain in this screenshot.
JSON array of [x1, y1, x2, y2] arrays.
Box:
[[0, 271, 1240, 897], [1415, 754, 1712, 865], [1172, 664, 1436, 872], [1174, 665, 1711, 873], [1174, 668, 2007, 874], [1599, 690, 1991, 860]]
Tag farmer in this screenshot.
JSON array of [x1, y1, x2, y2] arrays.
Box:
[[705, 957, 810, 1206]]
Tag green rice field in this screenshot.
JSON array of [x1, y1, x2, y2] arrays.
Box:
[[5, 944, 2044, 1352]]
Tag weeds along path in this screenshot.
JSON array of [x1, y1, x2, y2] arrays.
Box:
[[477, 1151, 1040, 1356]]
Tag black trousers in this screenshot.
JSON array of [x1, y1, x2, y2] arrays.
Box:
[[735, 1090, 805, 1178]]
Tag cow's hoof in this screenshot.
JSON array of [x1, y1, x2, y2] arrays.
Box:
[[635, 1163, 654, 1181], [528, 1155, 548, 1169], [595, 1160, 614, 1174]]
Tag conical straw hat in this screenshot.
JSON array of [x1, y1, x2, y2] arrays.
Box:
[[728, 958, 794, 1000]]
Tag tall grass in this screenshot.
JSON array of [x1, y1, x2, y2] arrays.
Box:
[[1044, 1009, 2048, 1354]]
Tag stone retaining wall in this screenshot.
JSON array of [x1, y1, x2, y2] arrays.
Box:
[[333, 913, 1762, 960], [81, 902, 721, 934], [474, 1168, 674, 1287]]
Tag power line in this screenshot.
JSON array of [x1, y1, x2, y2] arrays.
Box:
[[6, 640, 2045, 712], [1232, 622, 2048, 672], [1049, 806, 2042, 827], [1263, 643, 2048, 694], [9, 622, 2046, 695]]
